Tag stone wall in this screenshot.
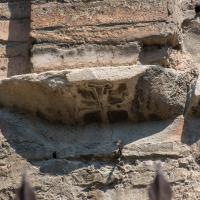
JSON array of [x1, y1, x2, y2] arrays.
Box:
[[0, 0, 191, 78], [0, 1, 32, 77], [1, 0, 200, 199]]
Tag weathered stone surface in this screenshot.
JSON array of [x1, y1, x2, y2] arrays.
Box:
[[1, 0, 200, 199], [0, 0, 191, 76], [183, 19, 200, 64], [0, 109, 200, 199], [0, 1, 32, 79], [140, 47, 194, 70], [31, 0, 169, 28], [31, 22, 179, 46], [30, 23, 180, 72], [29, 0, 179, 45], [0, 65, 197, 124], [31, 43, 140, 71], [189, 75, 200, 117], [181, 1, 200, 67], [29, 0, 182, 72], [0, 110, 185, 162], [0, 0, 197, 77], [132, 66, 197, 120], [0, 65, 147, 124]]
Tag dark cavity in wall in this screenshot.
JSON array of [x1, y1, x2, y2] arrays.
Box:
[[52, 151, 57, 159], [7, 0, 33, 77], [195, 4, 200, 15]]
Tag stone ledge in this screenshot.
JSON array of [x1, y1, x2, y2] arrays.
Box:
[[31, 43, 140, 72], [0, 109, 185, 160], [0, 65, 196, 124]]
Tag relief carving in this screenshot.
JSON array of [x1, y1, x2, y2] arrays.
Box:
[[76, 82, 130, 123]]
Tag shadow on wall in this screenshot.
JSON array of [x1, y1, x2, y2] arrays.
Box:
[[182, 117, 200, 145], [0, 110, 174, 176], [7, 0, 32, 77]]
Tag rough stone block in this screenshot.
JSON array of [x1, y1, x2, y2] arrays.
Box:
[[31, 0, 169, 29], [132, 66, 197, 121], [31, 43, 140, 72], [30, 0, 180, 47], [31, 21, 179, 46], [0, 66, 147, 124], [0, 65, 196, 124]]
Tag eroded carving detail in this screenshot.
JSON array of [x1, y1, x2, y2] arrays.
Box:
[[76, 82, 130, 123]]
